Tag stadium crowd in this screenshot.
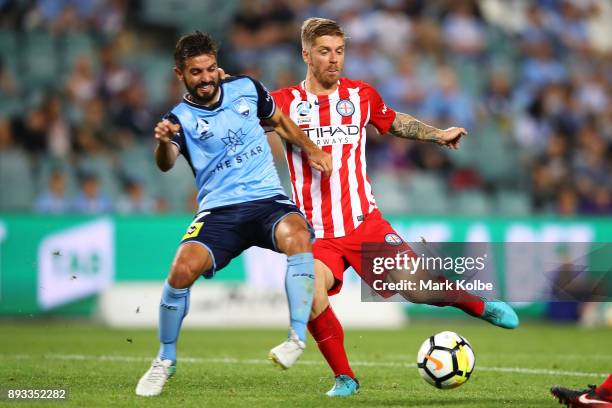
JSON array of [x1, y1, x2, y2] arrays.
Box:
[[0, 0, 610, 215]]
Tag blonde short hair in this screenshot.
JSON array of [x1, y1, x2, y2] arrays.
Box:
[[301, 17, 345, 49]]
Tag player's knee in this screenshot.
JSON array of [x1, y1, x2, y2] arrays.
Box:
[[168, 260, 198, 288], [279, 228, 312, 255]]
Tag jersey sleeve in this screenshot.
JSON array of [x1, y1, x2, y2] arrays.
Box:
[[270, 89, 290, 115], [366, 84, 396, 135], [162, 112, 186, 154], [249, 78, 276, 119]]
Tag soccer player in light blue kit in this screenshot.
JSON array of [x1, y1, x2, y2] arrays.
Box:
[[136, 31, 332, 397]]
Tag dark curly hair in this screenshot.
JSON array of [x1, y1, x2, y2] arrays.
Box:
[[173, 31, 218, 70]]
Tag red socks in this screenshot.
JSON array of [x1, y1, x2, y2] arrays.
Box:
[[596, 374, 612, 401], [430, 277, 485, 317], [307, 306, 355, 379]]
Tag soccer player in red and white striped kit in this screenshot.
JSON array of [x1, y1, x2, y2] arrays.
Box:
[[267, 18, 519, 396]]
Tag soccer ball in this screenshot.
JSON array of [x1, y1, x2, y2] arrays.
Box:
[[416, 331, 475, 389]]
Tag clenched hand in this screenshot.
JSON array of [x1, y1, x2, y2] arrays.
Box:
[[154, 120, 181, 144]]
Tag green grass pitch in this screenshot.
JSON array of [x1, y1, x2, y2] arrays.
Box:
[[1, 321, 610, 407]]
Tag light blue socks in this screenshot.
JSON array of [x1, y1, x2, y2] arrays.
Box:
[[157, 252, 313, 361], [158, 280, 190, 363], [285, 253, 315, 342]]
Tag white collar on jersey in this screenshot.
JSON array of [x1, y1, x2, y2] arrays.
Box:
[[301, 80, 341, 98]]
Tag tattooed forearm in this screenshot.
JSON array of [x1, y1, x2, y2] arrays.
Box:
[[388, 112, 442, 143]]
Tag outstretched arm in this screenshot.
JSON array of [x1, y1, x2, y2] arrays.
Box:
[[265, 109, 332, 177], [388, 112, 467, 150]]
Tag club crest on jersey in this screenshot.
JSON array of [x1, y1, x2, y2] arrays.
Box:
[[385, 233, 403, 246], [232, 97, 250, 117], [336, 99, 355, 117], [196, 118, 213, 140]]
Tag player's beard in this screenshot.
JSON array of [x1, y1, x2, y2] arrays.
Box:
[[313, 63, 341, 89], [185, 77, 220, 105]]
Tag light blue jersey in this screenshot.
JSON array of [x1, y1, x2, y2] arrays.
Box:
[[165, 75, 285, 211]]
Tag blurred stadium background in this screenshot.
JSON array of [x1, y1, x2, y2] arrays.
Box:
[[1, 0, 611, 331]]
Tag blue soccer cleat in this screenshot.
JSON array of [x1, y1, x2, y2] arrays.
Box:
[[479, 300, 519, 329], [326, 375, 360, 397]]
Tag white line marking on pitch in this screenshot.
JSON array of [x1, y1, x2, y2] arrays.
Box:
[[3, 353, 607, 378], [384, 353, 612, 361]]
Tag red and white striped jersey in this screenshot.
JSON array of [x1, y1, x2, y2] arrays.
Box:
[[271, 78, 396, 238]]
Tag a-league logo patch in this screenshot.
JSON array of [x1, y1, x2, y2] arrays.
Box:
[[232, 97, 250, 117], [384, 233, 403, 246], [196, 118, 213, 140], [296, 101, 312, 117], [336, 99, 355, 117]]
